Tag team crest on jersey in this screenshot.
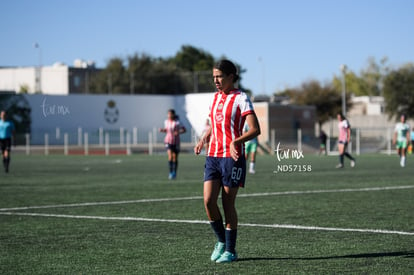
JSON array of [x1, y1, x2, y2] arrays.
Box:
[[215, 112, 224, 123], [104, 100, 119, 124]]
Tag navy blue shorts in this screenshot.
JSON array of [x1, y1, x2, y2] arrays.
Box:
[[0, 138, 12, 153], [165, 143, 180, 153], [204, 156, 246, 188]]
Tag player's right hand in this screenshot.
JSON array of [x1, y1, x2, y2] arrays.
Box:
[[194, 142, 203, 155]]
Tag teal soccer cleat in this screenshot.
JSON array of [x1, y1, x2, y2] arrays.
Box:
[[215, 251, 238, 263], [210, 242, 225, 261]]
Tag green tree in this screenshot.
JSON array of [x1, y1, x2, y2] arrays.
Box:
[[128, 53, 160, 94], [172, 45, 215, 93], [89, 45, 250, 94], [105, 57, 128, 94], [332, 70, 366, 96], [149, 58, 187, 94], [332, 57, 390, 97], [19, 84, 30, 94], [359, 57, 389, 96], [173, 45, 214, 72], [127, 48, 215, 94], [382, 64, 414, 119], [89, 57, 128, 94], [282, 80, 349, 128], [127, 54, 189, 94]]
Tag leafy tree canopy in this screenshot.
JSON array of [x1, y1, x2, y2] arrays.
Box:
[[173, 45, 215, 72], [280, 80, 350, 127], [89, 45, 248, 95], [331, 57, 390, 97], [382, 63, 414, 119]]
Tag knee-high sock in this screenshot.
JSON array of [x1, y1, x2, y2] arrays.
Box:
[[210, 220, 225, 243], [4, 156, 10, 170], [172, 160, 178, 173], [225, 228, 238, 254], [344, 152, 354, 161]]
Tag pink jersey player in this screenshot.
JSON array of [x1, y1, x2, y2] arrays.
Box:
[[336, 113, 355, 168], [163, 117, 183, 146], [338, 118, 350, 143], [160, 109, 186, 180]]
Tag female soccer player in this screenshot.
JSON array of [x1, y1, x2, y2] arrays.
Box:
[[244, 123, 258, 174], [0, 110, 16, 173], [336, 113, 356, 168], [160, 109, 186, 179], [393, 114, 411, 167], [194, 60, 261, 263]]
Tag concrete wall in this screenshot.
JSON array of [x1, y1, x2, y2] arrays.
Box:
[[21, 93, 319, 147], [25, 94, 178, 132], [22, 93, 216, 144], [267, 104, 316, 142]]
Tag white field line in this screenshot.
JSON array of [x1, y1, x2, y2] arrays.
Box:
[[0, 185, 413, 212], [0, 196, 203, 211], [0, 211, 413, 236]]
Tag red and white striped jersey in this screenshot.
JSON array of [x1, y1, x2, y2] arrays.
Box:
[[207, 89, 255, 158], [163, 119, 182, 145]]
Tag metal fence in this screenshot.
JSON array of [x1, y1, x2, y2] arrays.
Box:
[[18, 126, 197, 155], [324, 127, 401, 155], [15, 126, 403, 156]]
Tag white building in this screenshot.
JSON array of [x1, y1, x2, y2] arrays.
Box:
[[348, 96, 385, 116], [0, 60, 98, 95]]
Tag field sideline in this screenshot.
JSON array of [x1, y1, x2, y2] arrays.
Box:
[[1, 153, 413, 274]]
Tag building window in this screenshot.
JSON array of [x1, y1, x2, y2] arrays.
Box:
[[74, 76, 81, 87]]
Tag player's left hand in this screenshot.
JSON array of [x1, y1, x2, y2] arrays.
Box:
[[230, 142, 239, 161]]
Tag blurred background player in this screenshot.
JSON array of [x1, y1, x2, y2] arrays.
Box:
[[392, 114, 410, 167], [244, 122, 258, 173], [319, 130, 327, 156], [0, 110, 16, 173], [159, 109, 186, 179], [410, 127, 414, 154], [336, 113, 356, 168]]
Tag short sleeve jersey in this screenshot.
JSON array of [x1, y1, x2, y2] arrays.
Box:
[[338, 119, 350, 142], [0, 120, 15, 139], [207, 89, 255, 158], [163, 119, 182, 145], [395, 122, 410, 142]]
